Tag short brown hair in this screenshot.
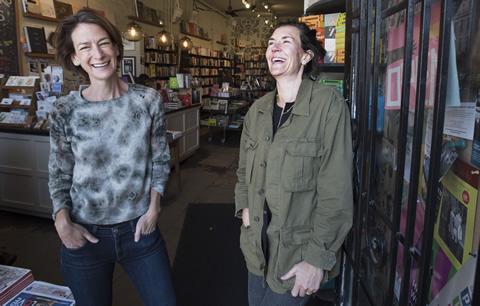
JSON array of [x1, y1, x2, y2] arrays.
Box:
[[54, 8, 124, 80]]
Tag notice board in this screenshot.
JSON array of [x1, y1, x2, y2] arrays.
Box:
[[0, 0, 21, 76]]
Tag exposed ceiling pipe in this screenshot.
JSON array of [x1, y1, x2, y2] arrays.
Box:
[[196, 0, 230, 19]]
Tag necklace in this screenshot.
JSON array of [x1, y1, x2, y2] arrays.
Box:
[[277, 102, 295, 129]]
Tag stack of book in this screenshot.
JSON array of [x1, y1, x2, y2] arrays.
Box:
[[0, 265, 76, 305], [0, 265, 34, 305], [4, 281, 75, 305]]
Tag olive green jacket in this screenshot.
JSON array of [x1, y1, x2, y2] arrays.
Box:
[[235, 78, 353, 294]]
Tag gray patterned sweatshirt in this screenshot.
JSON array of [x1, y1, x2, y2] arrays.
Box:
[[48, 84, 170, 225]]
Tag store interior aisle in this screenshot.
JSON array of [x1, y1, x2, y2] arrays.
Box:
[[0, 127, 241, 305]]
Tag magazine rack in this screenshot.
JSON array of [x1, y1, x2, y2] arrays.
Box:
[[0, 78, 40, 128]]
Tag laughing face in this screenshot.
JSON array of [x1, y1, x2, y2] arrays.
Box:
[[266, 25, 311, 80], [71, 23, 119, 83]]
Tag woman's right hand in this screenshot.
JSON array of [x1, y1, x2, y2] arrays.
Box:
[[54, 208, 99, 248], [242, 208, 250, 228]]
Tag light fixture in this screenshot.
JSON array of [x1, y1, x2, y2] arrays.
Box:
[[123, 20, 143, 41], [156, 29, 173, 47], [263, 2, 269, 9], [179, 35, 193, 51], [245, 3, 251, 8], [251, 8, 256, 13], [274, 15, 278, 20], [264, 18, 269, 25], [156, 0, 172, 47], [257, 13, 261, 18]]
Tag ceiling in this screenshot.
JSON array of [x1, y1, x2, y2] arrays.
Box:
[[198, 0, 305, 18]]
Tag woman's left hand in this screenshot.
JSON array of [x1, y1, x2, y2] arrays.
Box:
[[134, 189, 162, 242], [281, 261, 324, 297], [134, 209, 159, 242]]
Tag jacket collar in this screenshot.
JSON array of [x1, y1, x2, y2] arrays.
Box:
[[256, 78, 314, 117]]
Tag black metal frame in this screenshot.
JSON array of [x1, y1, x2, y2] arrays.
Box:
[[343, 0, 454, 304]]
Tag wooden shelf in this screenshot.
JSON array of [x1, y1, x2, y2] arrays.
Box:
[[23, 12, 61, 23], [306, 0, 345, 15], [25, 52, 56, 58], [128, 16, 165, 28], [0, 101, 31, 109], [181, 31, 211, 41], [216, 41, 227, 46]]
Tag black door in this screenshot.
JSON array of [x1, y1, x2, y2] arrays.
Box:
[[338, 0, 479, 304]]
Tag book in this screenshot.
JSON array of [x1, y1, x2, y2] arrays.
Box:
[[5, 76, 20, 86], [4, 280, 75, 305], [24, 0, 41, 14], [0, 265, 34, 305], [53, 0, 73, 20], [40, 0, 56, 18], [44, 26, 56, 54], [24, 26, 48, 54]]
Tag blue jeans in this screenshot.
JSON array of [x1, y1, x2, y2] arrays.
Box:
[[248, 272, 310, 306], [60, 218, 176, 306]]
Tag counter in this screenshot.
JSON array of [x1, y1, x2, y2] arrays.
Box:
[[0, 104, 200, 218]]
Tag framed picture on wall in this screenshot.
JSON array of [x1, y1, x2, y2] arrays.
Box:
[[122, 38, 135, 51], [122, 57, 136, 76]]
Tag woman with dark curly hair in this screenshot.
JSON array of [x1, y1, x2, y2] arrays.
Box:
[[235, 21, 353, 305]]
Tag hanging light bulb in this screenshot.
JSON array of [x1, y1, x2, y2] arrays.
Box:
[[156, 29, 173, 47], [245, 3, 251, 8], [256, 13, 261, 18], [263, 2, 269, 9], [264, 18, 270, 25], [179, 35, 193, 51], [122, 20, 143, 41]]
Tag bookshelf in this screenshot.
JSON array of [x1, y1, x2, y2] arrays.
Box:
[[23, 12, 61, 23], [127, 15, 165, 28], [143, 36, 178, 89], [184, 47, 234, 99], [181, 31, 211, 41]]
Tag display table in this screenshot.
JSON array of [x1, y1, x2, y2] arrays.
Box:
[[0, 105, 199, 218]]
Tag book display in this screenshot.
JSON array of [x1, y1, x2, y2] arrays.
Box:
[[300, 10, 346, 72], [203, 84, 248, 143], [0, 76, 40, 128], [0, 265, 75, 305]]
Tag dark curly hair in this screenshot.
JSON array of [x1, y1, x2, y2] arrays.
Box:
[[272, 21, 326, 80], [54, 8, 124, 81]]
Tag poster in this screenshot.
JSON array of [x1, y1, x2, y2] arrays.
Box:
[[385, 1, 441, 109], [434, 158, 478, 270]]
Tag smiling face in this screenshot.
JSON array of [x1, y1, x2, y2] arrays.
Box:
[[70, 23, 119, 83], [266, 25, 312, 80]]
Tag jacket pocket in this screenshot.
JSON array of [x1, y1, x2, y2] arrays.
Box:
[[274, 226, 312, 289], [282, 139, 323, 191], [245, 137, 258, 184], [240, 224, 264, 272]]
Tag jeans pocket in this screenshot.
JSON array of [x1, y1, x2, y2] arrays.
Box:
[[62, 240, 89, 252]]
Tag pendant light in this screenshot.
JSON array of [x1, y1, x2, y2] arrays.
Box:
[[157, 0, 172, 47], [157, 30, 173, 47], [179, 35, 193, 51], [123, 0, 143, 41], [123, 20, 143, 41]]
